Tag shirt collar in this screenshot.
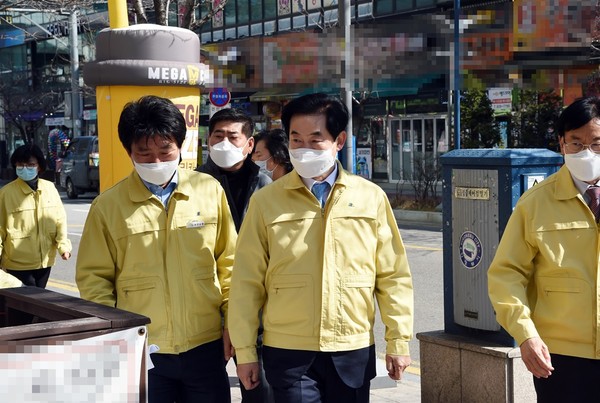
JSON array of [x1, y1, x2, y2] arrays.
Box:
[[569, 173, 600, 196], [301, 163, 338, 190], [140, 169, 179, 196]]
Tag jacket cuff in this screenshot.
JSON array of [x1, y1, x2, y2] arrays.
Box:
[[235, 347, 258, 364], [386, 340, 410, 356], [514, 323, 540, 346]]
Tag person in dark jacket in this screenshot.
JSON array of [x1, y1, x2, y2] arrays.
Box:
[[197, 109, 271, 232], [197, 108, 272, 403]]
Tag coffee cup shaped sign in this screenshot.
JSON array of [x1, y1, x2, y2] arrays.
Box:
[[209, 88, 231, 107]]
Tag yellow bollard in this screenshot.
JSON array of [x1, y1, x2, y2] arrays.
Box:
[[107, 0, 128, 29]]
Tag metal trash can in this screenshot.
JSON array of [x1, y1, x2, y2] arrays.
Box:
[[440, 148, 562, 345]]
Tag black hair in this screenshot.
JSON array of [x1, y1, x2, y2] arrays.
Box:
[[254, 129, 293, 173], [281, 93, 349, 140], [556, 96, 600, 138], [118, 95, 187, 154], [208, 108, 254, 138], [10, 144, 47, 172]]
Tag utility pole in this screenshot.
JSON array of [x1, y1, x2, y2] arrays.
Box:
[[339, 0, 354, 173], [453, 0, 461, 149], [69, 9, 81, 137]]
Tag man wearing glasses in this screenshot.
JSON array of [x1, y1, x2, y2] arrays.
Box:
[[488, 96, 600, 402]]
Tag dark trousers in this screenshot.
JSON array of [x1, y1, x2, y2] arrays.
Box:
[[148, 339, 230, 403], [263, 346, 375, 403], [7, 267, 51, 288], [533, 353, 600, 403]]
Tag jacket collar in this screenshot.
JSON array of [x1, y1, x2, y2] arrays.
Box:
[[128, 169, 191, 203], [16, 178, 35, 194], [554, 164, 583, 201]]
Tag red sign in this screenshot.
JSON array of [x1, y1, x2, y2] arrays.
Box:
[[209, 88, 231, 107]]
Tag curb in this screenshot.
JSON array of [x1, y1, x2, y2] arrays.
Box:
[[393, 209, 442, 225]]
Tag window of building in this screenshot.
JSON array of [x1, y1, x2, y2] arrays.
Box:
[[265, 0, 277, 19], [225, 0, 236, 26], [250, 0, 263, 21]]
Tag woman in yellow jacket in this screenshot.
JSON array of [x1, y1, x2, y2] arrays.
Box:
[[0, 144, 71, 287]]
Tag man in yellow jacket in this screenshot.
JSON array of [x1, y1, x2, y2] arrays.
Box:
[[228, 93, 413, 403], [76, 96, 237, 403], [488, 96, 600, 402]]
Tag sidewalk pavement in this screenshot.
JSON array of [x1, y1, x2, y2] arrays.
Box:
[[226, 357, 421, 403]]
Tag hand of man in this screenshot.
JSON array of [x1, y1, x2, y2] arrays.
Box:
[[386, 354, 411, 381], [222, 328, 234, 361], [237, 362, 261, 390], [520, 337, 554, 378], [61, 252, 71, 260]]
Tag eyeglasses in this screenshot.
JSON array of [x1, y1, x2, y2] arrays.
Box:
[[16, 163, 38, 169], [564, 142, 600, 154]]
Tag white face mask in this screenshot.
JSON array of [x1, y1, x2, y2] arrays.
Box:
[[564, 149, 600, 182], [254, 157, 276, 179], [289, 146, 336, 179], [134, 158, 179, 186], [210, 139, 248, 169]]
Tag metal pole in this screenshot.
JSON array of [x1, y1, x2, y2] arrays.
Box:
[[453, 0, 461, 149], [69, 10, 80, 136], [339, 0, 354, 173]]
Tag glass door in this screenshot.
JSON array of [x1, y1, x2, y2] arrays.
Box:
[[390, 119, 401, 181]]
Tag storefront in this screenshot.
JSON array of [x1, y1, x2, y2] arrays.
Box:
[[389, 115, 448, 182]]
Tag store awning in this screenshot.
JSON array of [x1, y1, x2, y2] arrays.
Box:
[[249, 89, 299, 102]]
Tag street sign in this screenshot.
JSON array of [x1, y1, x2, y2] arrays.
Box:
[[209, 88, 231, 107]]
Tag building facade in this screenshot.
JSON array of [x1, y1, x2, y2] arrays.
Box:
[[0, 1, 596, 183]]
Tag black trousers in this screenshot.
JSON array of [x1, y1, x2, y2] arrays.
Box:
[[533, 353, 600, 403], [263, 346, 375, 403], [7, 267, 51, 288], [148, 339, 230, 403]]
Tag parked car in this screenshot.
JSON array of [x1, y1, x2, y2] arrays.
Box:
[[59, 136, 99, 199]]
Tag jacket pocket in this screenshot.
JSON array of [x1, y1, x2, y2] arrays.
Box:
[[117, 277, 168, 341], [533, 277, 592, 344], [264, 274, 314, 337], [5, 229, 36, 267], [184, 267, 223, 337], [341, 274, 375, 335]]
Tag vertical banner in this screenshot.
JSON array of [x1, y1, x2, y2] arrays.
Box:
[[212, 0, 224, 27], [278, 0, 291, 15], [356, 148, 372, 179]]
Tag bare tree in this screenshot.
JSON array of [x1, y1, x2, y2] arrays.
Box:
[[127, 0, 228, 29]]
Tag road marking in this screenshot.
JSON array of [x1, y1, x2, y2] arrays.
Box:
[[406, 364, 421, 376], [404, 244, 442, 251], [47, 279, 79, 293], [68, 232, 82, 237]]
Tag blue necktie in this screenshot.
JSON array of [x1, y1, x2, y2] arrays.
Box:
[[311, 182, 330, 208]]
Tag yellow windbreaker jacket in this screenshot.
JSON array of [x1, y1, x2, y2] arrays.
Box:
[[488, 165, 600, 359], [0, 178, 71, 270], [229, 163, 414, 364], [76, 169, 236, 354]]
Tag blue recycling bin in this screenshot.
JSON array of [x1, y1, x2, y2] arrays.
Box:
[[440, 148, 563, 345]]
